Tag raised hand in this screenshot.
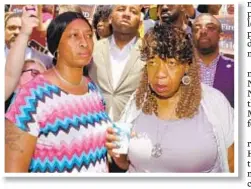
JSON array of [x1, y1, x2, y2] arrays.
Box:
[[20, 6, 39, 36]]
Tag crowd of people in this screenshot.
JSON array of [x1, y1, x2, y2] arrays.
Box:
[[4, 4, 234, 173]]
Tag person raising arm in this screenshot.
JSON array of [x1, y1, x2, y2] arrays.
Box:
[[5, 7, 39, 100]]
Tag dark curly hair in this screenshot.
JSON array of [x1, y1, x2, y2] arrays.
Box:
[[92, 5, 112, 30], [92, 5, 112, 40], [136, 23, 201, 118]]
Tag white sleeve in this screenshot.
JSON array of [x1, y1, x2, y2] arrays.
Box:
[[119, 91, 140, 124], [212, 87, 234, 148], [222, 95, 234, 148], [202, 84, 234, 148]]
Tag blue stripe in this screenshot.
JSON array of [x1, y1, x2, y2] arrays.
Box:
[[29, 147, 107, 172]]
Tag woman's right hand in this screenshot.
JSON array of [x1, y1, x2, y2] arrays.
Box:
[[105, 127, 120, 158], [105, 127, 129, 170]]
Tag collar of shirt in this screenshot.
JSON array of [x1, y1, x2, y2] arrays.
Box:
[[109, 35, 137, 55], [199, 54, 221, 86], [198, 53, 221, 69], [108, 35, 137, 91]]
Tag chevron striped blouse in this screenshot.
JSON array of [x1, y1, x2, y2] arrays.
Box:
[[6, 75, 111, 173]]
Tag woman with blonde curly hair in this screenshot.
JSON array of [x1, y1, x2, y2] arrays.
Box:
[[105, 23, 234, 173]]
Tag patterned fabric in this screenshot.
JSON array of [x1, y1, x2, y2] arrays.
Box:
[[6, 75, 111, 173], [199, 55, 220, 86]]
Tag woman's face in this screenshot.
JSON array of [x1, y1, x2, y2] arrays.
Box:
[[147, 56, 188, 98], [57, 19, 94, 68], [97, 19, 111, 39]]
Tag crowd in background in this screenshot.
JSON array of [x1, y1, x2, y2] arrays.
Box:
[[5, 4, 234, 56]]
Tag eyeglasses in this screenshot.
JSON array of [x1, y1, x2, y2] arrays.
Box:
[[22, 69, 40, 77]]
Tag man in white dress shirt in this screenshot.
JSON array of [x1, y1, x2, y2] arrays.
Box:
[[89, 5, 145, 122]]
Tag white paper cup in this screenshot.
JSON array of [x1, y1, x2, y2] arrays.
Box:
[[112, 122, 132, 154]]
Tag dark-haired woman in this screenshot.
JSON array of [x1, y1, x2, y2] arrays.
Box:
[[92, 5, 113, 40], [105, 23, 234, 173], [5, 12, 111, 173]]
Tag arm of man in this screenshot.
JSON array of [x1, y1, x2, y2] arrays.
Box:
[[5, 8, 39, 100], [5, 33, 29, 100], [5, 119, 37, 172]]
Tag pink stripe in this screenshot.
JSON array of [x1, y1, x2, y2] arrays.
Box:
[[39, 94, 104, 128], [6, 76, 46, 122], [33, 132, 106, 161]]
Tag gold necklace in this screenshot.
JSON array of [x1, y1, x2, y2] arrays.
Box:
[[52, 67, 84, 87]]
